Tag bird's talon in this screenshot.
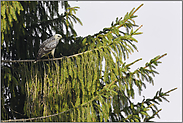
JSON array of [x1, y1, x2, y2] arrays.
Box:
[[62, 56, 67, 60]]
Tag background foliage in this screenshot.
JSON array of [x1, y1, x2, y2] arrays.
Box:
[[1, 1, 176, 122]]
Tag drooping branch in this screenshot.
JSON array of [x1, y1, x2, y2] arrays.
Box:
[[1, 73, 119, 122]]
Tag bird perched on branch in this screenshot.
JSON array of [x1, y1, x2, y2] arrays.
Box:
[[34, 34, 62, 63]]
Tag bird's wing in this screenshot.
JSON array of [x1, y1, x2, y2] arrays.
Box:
[[43, 39, 58, 52], [36, 36, 59, 60], [39, 36, 55, 48]]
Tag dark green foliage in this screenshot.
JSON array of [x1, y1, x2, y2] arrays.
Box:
[[1, 2, 177, 122], [1, 1, 83, 120]]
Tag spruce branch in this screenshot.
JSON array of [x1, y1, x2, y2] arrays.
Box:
[[142, 87, 177, 121], [117, 4, 143, 29], [90, 4, 143, 38], [1, 71, 118, 122], [118, 87, 177, 122], [144, 87, 177, 104], [132, 53, 167, 74]]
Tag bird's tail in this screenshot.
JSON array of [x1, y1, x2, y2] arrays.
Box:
[[34, 54, 42, 63], [34, 55, 40, 63], [34, 57, 37, 63]]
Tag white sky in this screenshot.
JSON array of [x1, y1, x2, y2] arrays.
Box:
[[69, 1, 182, 122]]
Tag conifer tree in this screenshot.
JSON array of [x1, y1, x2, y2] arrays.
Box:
[[1, 1, 177, 122]]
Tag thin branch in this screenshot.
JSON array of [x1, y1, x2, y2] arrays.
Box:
[[133, 25, 143, 34], [1, 50, 85, 63], [1, 59, 36, 63], [131, 4, 144, 17], [1, 108, 71, 122], [132, 53, 167, 74], [117, 4, 144, 29], [164, 87, 177, 94]]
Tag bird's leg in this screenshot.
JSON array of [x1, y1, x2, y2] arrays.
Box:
[[51, 49, 55, 61], [60, 53, 67, 60], [52, 55, 55, 61]]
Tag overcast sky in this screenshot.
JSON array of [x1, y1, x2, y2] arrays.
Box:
[[68, 1, 182, 122]]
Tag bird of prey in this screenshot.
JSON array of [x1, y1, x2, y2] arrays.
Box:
[[34, 34, 62, 63]]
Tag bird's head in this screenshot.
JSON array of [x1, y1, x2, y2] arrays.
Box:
[[54, 34, 62, 41]]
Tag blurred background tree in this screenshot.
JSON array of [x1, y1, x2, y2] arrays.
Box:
[[1, 1, 176, 122]]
